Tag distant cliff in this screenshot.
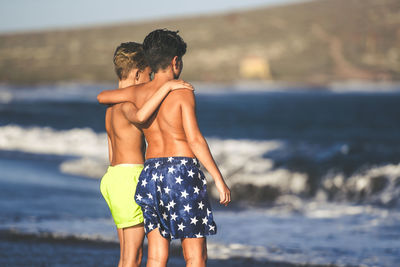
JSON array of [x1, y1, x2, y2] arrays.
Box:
[[0, 0, 399, 85]]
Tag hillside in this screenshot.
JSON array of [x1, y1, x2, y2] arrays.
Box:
[[0, 0, 399, 85]]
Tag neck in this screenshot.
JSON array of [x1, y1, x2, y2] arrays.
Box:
[[153, 67, 175, 84], [118, 78, 135, 89]]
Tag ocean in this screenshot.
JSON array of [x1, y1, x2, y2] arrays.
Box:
[[1, 83, 400, 266]]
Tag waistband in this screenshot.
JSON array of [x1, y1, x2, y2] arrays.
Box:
[[145, 157, 199, 167], [108, 163, 144, 169]]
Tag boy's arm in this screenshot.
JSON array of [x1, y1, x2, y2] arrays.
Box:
[[122, 80, 194, 124], [97, 79, 193, 105], [180, 90, 231, 206], [97, 86, 136, 105]]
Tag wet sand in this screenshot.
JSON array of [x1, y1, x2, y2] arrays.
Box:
[[0, 231, 343, 267]]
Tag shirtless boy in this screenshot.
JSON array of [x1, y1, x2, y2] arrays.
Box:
[[98, 29, 231, 267], [98, 42, 192, 267]]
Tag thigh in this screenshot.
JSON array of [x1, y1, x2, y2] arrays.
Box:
[[123, 223, 145, 254]]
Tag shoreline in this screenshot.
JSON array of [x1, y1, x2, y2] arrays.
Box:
[[0, 230, 346, 267]]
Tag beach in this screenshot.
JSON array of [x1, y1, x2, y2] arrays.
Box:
[[0, 231, 342, 267]]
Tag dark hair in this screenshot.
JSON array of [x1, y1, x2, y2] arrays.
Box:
[[113, 42, 148, 80], [143, 29, 187, 72]]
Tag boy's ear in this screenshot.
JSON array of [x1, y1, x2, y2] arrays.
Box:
[[135, 69, 141, 81], [172, 56, 179, 70]]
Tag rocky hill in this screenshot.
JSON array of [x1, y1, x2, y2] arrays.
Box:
[[0, 0, 399, 85]]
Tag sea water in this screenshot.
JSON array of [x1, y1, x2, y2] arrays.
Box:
[[1, 83, 400, 266]]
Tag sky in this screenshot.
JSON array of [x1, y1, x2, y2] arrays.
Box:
[[0, 0, 306, 34]]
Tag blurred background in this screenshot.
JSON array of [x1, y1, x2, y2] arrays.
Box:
[[1, 0, 400, 266]]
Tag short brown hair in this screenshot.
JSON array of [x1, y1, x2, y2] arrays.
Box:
[[143, 29, 186, 73], [113, 42, 148, 80]]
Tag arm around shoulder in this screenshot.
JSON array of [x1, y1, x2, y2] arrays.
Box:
[[97, 85, 137, 105]]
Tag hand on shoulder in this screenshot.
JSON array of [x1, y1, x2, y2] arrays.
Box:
[[163, 79, 194, 92]]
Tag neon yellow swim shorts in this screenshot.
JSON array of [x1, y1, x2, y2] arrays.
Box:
[[100, 164, 144, 228]]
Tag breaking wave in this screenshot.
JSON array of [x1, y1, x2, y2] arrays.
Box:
[[1, 125, 400, 207]]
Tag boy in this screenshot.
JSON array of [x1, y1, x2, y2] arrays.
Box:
[[98, 30, 231, 267]]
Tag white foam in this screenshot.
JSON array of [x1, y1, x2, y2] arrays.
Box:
[[0, 125, 107, 157], [322, 163, 400, 206], [0, 125, 109, 178], [207, 138, 308, 196], [0, 125, 311, 199], [60, 157, 108, 178]]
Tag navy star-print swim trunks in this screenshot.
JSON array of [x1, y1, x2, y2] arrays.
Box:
[[134, 157, 217, 239]]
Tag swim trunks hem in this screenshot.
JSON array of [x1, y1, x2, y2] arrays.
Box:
[[116, 217, 144, 229], [148, 228, 216, 240]]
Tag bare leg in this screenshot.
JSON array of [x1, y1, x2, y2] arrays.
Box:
[[122, 223, 145, 267], [181, 237, 207, 267], [146, 229, 170, 267], [117, 228, 124, 267]]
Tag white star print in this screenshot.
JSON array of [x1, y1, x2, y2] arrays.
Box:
[[147, 193, 153, 200], [190, 216, 198, 225], [188, 169, 195, 178], [162, 212, 168, 220], [198, 173, 201, 179], [202, 217, 208, 225], [209, 225, 215, 232], [148, 223, 154, 230], [181, 190, 189, 198], [157, 186, 162, 193], [154, 162, 160, 168], [168, 166, 175, 173], [151, 173, 158, 181], [161, 229, 167, 236], [193, 186, 200, 194], [144, 165, 149, 171], [136, 194, 143, 201], [175, 176, 183, 184], [178, 222, 186, 231], [195, 232, 203, 238], [168, 157, 174, 162], [164, 186, 171, 194], [184, 204, 192, 212], [167, 200, 176, 210], [181, 159, 188, 165], [198, 201, 204, 210], [193, 158, 197, 164], [171, 212, 178, 221], [159, 199, 164, 206], [141, 179, 147, 187], [202, 178, 207, 185], [159, 174, 164, 182], [207, 208, 211, 216]]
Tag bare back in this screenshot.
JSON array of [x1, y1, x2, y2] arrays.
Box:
[[133, 83, 194, 159], [106, 104, 145, 165]]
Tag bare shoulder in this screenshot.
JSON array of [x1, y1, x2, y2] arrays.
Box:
[[167, 89, 195, 105]]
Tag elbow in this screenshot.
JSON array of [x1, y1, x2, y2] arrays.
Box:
[[97, 92, 106, 104], [97, 94, 103, 104], [187, 135, 204, 147], [135, 113, 147, 124], [136, 118, 146, 125]]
